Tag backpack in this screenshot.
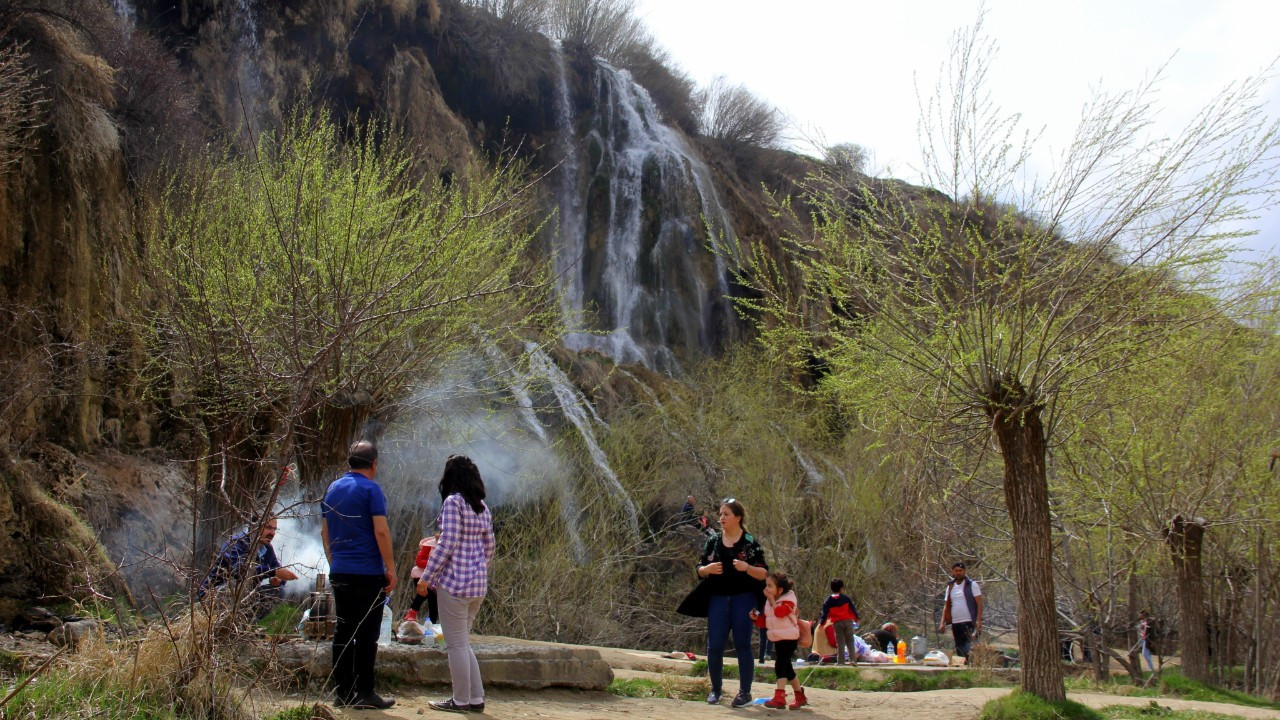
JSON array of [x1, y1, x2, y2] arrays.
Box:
[[797, 618, 813, 649]]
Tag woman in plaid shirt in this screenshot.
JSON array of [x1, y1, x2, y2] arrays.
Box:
[[421, 455, 496, 713]]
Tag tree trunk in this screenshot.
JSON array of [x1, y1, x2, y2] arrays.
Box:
[[991, 405, 1065, 701], [1166, 514, 1210, 683]]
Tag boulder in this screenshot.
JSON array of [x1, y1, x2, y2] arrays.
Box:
[[48, 619, 101, 649], [270, 637, 613, 691]]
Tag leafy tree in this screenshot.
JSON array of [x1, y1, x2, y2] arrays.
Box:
[[141, 108, 554, 543], [735, 17, 1280, 700]]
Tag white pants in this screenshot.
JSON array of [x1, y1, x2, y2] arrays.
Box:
[[438, 586, 485, 705]]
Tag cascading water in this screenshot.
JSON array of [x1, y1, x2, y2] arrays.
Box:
[[109, 0, 136, 29], [553, 54, 741, 373], [527, 343, 639, 536]]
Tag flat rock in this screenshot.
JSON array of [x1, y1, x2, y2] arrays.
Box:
[[269, 635, 613, 691]]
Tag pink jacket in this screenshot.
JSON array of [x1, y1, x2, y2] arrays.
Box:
[[755, 590, 800, 642]]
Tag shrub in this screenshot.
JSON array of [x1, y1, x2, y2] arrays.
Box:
[[695, 76, 785, 149]]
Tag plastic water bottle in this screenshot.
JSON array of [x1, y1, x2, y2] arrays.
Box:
[[378, 597, 394, 646]]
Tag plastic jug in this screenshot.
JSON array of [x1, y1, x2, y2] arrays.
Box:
[[378, 597, 393, 646], [895, 639, 907, 663]]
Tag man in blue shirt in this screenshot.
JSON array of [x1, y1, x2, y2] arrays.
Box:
[[322, 440, 397, 710], [199, 516, 298, 619]]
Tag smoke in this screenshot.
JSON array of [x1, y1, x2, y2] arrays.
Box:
[[271, 496, 328, 601], [377, 355, 569, 527]]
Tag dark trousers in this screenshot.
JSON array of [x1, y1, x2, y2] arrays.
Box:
[[757, 626, 772, 662], [408, 587, 439, 622], [706, 592, 756, 695], [773, 639, 798, 681], [951, 621, 975, 658], [331, 573, 386, 700]]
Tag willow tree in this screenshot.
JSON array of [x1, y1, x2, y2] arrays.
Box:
[[736, 20, 1280, 700], [141, 108, 553, 547]]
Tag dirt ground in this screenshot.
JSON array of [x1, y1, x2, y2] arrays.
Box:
[[262, 639, 1280, 720]]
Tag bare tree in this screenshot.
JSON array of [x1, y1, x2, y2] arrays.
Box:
[[695, 75, 785, 149]]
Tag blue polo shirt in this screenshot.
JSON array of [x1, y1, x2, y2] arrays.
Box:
[[322, 471, 388, 575]]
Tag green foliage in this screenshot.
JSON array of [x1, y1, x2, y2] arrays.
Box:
[[141, 106, 554, 484], [979, 691, 1103, 720]]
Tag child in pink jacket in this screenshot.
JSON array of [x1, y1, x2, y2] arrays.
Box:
[[750, 571, 808, 709]]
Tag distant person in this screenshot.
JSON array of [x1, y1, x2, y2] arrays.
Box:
[[938, 561, 983, 660], [696, 498, 768, 707], [1138, 609, 1155, 672], [818, 578, 859, 664], [750, 571, 807, 710], [681, 495, 697, 525], [871, 622, 899, 653], [421, 455, 495, 714], [697, 509, 713, 536], [404, 531, 440, 624], [322, 440, 396, 710], [199, 515, 299, 619]]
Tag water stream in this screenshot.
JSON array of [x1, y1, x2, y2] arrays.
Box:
[[527, 344, 639, 536], [553, 54, 740, 372]]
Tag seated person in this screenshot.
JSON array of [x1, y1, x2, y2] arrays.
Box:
[[871, 622, 899, 653], [199, 515, 298, 619]]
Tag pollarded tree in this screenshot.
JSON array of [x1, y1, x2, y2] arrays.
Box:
[[735, 18, 1280, 700], [141, 108, 554, 557]]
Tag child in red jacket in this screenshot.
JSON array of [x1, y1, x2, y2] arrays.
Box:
[[404, 533, 439, 623], [750, 572, 808, 710]]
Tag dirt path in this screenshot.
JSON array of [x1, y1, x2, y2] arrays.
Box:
[[309, 684, 1280, 720]]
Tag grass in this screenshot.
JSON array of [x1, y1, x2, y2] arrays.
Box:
[[1098, 702, 1260, 719], [1158, 670, 1280, 710], [257, 602, 303, 636], [608, 677, 708, 702], [980, 691, 1103, 720], [263, 705, 332, 720], [687, 660, 1012, 692], [2, 668, 183, 720], [1064, 668, 1280, 711]]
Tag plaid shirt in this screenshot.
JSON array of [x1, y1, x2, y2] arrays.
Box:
[[422, 493, 495, 598]]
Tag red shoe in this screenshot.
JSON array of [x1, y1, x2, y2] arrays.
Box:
[[789, 688, 808, 709], [763, 689, 787, 709], [403, 609, 418, 623]]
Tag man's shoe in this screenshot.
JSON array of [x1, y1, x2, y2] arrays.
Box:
[[429, 698, 470, 713], [730, 691, 752, 708], [463, 701, 485, 713], [706, 690, 722, 704], [347, 693, 395, 709]]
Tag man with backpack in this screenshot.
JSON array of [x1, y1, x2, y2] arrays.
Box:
[[938, 561, 983, 660]]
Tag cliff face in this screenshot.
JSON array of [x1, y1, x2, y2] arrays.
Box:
[[0, 0, 805, 614]]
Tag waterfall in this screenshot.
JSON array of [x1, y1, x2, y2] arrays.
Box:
[[783, 432, 825, 494], [479, 342, 586, 560], [527, 344, 639, 536], [109, 0, 136, 28], [229, 0, 266, 134], [552, 54, 741, 372]]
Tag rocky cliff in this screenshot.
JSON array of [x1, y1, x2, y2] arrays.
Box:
[[0, 0, 814, 617]]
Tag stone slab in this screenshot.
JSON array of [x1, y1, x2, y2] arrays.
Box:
[[269, 635, 614, 691]]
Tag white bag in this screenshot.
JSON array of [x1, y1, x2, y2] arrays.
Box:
[[397, 619, 426, 644], [922, 649, 951, 666]]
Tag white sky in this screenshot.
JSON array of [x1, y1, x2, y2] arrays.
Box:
[[632, 0, 1280, 257]]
